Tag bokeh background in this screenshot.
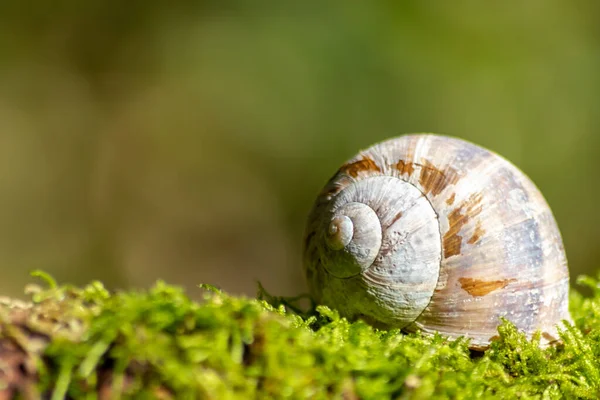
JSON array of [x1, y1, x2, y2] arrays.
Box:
[[1, 2, 599, 299]]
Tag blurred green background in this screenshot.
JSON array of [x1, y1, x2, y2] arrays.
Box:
[[0, 2, 598, 298]]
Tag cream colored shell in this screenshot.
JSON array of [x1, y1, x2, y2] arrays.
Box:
[[303, 134, 571, 350]]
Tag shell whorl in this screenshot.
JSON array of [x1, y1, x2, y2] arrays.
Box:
[[312, 175, 442, 327], [322, 202, 381, 278], [326, 216, 354, 250], [303, 134, 571, 350]]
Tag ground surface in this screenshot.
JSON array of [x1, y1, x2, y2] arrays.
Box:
[[0, 272, 599, 399]]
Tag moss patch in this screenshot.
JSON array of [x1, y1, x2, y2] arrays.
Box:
[[0, 272, 599, 399]]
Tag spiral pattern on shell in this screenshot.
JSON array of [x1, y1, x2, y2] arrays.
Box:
[[303, 134, 571, 350]]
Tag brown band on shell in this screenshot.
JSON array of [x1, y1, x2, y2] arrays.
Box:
[[443, 194, 484, 258], [339, 157, 381, 178], [387, 211, 403, 229], [458, 277, 517, 297], [418, 161, 460, 196], [467, 222, 485, 245], [464, 193, 484, 215], [443, 208, 466, 258], [446, 193, 456, 206], [319, 185, 343, 199], [395, 160, 415, 176]]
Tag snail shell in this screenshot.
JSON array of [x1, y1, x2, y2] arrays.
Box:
[[303, 134, 571, 350]]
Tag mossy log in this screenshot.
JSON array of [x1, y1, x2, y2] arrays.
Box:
[[0, 272, 599, 399]]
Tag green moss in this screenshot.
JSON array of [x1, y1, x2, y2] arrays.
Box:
[[1, 273, 600, 399]]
